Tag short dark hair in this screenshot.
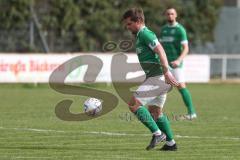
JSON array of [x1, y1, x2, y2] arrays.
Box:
[[122, 8, 145, 23], [165, 7, 177, 13]]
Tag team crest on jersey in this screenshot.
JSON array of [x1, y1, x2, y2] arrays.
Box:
[[136, 47, 142, 54], [170, 29, 176, 34], [163, 30, 167, 33], [136, 39, 140, 44]]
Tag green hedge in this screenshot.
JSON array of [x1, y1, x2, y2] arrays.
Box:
[[0, 0, 223, 52]]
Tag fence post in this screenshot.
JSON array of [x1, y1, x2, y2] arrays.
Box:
[[30, 1, 50, 53], [29, 19, 34, 49], [221, 55, 227, 80], [29, 0, 35, 50]]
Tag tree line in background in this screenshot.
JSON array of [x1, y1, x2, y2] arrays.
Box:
[[0, 0, 223, 53]]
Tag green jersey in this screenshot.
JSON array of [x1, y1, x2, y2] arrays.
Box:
[[136, 26, 163, 78], [159, 23, 188, 67]]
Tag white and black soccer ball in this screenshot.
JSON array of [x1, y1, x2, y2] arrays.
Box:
[[83, 98, 102, 116]]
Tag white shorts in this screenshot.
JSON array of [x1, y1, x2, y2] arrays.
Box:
[[170, 66, 185, 83], [133, 75, 171, 108]]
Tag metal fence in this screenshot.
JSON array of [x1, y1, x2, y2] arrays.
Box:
[[210, 54, 240, 80]]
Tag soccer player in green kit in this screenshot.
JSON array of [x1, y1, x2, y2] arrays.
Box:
[[122, 8, 179, 151], [159, 7, 197, 120]]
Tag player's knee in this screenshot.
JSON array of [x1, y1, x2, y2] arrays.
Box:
[[128, 97, 141, 113], [148, 106, 162, 121]]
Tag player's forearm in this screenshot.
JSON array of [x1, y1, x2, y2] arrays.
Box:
[[178, 50, 188, 62], [177, 44, 189, 62], [154, 44, 169, 74]]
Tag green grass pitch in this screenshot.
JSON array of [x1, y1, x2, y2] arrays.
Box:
[[0, 83, 239, 160]]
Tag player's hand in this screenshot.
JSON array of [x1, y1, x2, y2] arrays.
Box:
[[164, 71, 179, 87], [170, 60, 180, 68]]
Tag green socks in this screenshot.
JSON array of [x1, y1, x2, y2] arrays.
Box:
[[134, 107, 175, 143], [134, 106, 160, 133], [179, 88, 196, 115], [156, 114, 174, 141]]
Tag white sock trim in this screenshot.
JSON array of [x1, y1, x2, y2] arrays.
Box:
[[166, 139, 176, 146], [153, 130, 162, 136]]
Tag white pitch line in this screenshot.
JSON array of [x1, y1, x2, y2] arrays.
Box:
[[83, 131, 149, 136], [83, 131, 240, 141], [0, 126, 65, 133], [175, 135, 240, 141], [14, 157, 53, 159], [0, 126, 240, 141]]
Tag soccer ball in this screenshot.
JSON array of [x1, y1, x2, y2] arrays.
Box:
[[83, 98, 102, 116]]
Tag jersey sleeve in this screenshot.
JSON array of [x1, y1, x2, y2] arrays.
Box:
[[142, 31, 160, 50], [179, 26, 188, 44]]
